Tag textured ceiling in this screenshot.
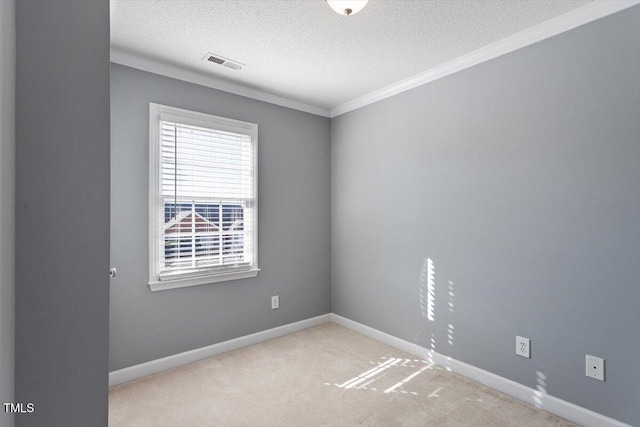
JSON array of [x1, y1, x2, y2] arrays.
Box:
[[110, 0, 593, 111]]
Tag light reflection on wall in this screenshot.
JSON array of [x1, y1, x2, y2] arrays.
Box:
[[426, 258, 436, 322], [419, 257, 436, 322], [418, 257, 455, 372], [533, 371, 548, 409], [448, 280, 454, 314], [447, 324, 455, 346]]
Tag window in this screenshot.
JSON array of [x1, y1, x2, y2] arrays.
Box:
[[149, 104, 258, 291]]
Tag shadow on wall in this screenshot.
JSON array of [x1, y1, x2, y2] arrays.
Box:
[[416, 256, 456, 372]]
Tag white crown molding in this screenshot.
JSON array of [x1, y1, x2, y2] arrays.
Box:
[[330, 314, 632, 427], [110, 48, 331, 118], [111, 1, 638, 119], [329, 0, 640, 117], [108, 313, 331, 386]]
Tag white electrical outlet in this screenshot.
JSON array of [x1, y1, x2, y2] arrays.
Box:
[[271, 295, 279, 310], [586, 355, 605, 381], [516, 336, 530, 358]]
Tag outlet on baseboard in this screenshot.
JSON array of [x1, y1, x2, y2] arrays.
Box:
[[586, 355, 604, 381], [271, 295, 279, 310], [516, 336, 530, 358]]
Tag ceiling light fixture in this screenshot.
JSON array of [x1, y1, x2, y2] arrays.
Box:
[[326, 0, 368, 16]]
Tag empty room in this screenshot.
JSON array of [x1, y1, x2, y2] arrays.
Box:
[[1, 0, 639, 426]]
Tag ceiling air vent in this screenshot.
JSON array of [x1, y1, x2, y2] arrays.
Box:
[[203, 53, 244, 70]]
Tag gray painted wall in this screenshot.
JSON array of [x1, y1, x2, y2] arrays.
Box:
[[15, 1, 111, 426], [331, 7, 640, 426], [0, 1, 15, 427], [109, 64, 331, 371]]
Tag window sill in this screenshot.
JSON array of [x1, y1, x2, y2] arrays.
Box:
[[148, 268, 260, 292]]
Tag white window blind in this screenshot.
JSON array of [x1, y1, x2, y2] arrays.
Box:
[[149, 104, 258, 290]]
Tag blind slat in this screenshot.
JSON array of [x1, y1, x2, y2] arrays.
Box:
[[159, 119, 255, 275]]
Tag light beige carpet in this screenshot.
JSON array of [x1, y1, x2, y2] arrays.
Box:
[[109, 323, 576, 427]]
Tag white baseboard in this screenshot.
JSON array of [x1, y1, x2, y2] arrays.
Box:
[[330, 314, 631, 427], [109, 313, 331, 387], [109, 312, 630, 427]]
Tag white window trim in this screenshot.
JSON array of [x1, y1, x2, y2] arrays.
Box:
[[148, 103, 259, 291]]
